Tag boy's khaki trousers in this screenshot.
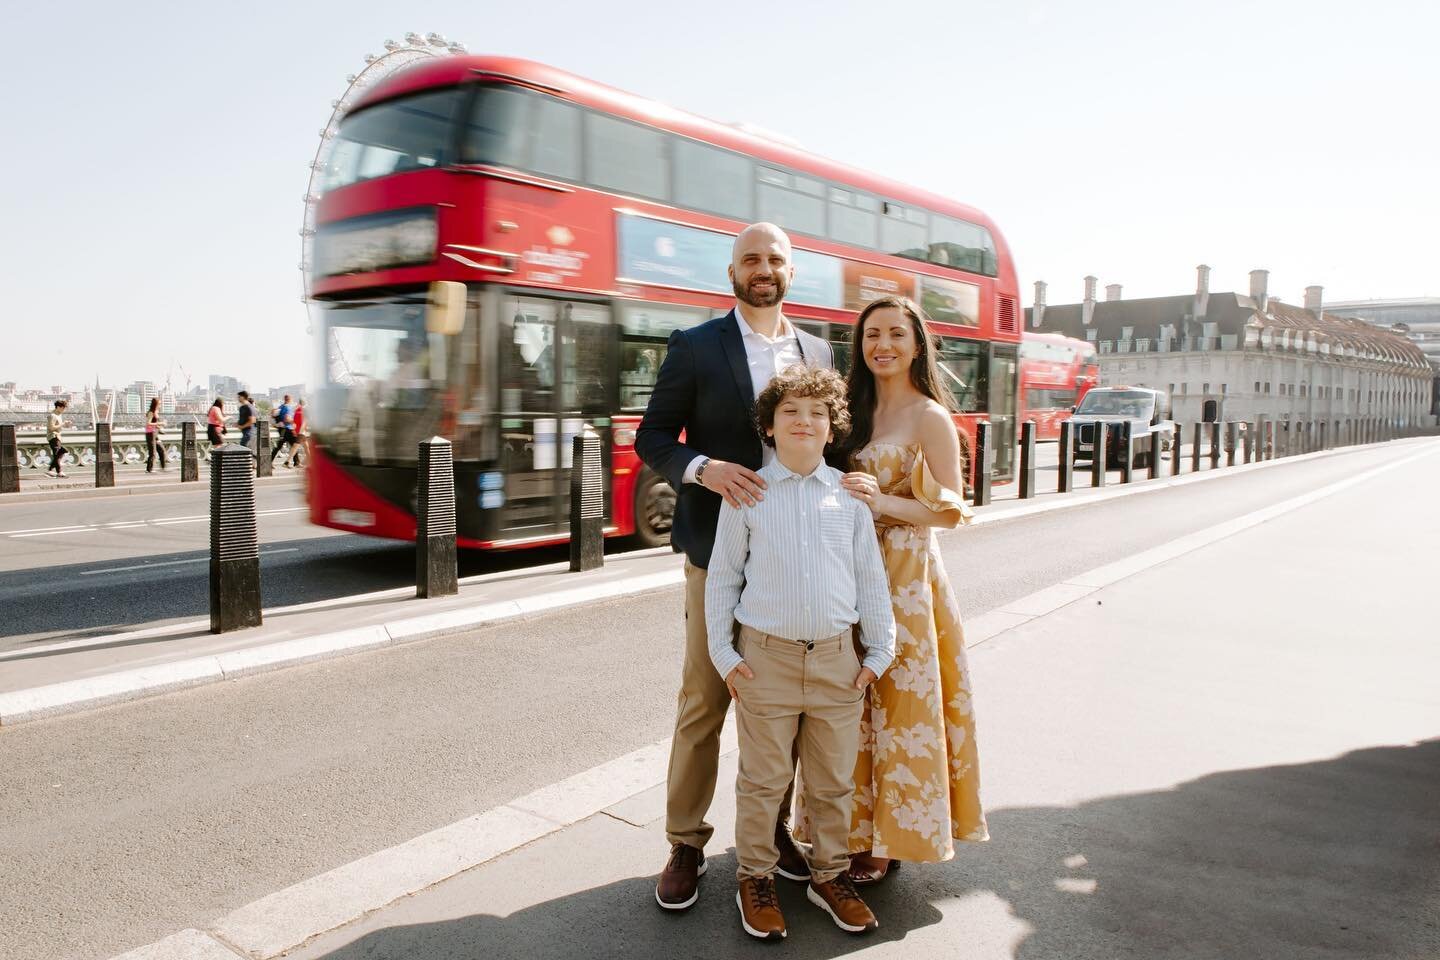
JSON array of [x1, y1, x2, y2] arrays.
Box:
[[732, 625, 865, 883]]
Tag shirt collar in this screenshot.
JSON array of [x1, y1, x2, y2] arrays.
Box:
[[735, 306, 794, 345], [761, 456, 835, 485]]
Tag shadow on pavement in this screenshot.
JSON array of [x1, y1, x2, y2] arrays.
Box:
[[314, 740, 1440, 960]]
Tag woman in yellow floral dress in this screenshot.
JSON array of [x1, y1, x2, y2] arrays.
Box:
[[797, 295, 988, 883]]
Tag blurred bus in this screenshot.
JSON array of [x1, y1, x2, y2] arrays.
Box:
[[1019, 332, 1098, 441], [307, 56, 1021, 549]]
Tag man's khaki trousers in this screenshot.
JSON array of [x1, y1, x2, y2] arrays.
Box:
[[732, 625, 865, 883], [666, 562, 795, 850]]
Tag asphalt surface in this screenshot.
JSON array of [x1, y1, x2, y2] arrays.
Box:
[[2, 441, 1435, 960]]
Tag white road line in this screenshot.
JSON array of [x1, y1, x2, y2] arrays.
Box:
[[78, 548, 300, 576], [10, 526, 94, 538], [4, 507, 304, 538], [1, 524, 94, 536]]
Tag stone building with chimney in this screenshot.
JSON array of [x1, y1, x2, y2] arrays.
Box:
[[1026, 267, 1434, 430]]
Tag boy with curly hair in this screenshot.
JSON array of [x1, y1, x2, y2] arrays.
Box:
[[706, 364, 895, 940]]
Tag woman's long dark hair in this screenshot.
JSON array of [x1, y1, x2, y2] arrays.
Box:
[[832, 296, 959, 469], [147, 396, 160, 417], [211, 397, 224, 409]]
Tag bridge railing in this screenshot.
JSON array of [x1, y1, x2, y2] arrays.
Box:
[[9, 430, 219, 470]]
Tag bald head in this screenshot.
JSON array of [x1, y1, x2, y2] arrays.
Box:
[[729, 222, 795, 309]]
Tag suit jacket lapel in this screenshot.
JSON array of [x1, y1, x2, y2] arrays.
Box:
[[717, 310, 756, 415]]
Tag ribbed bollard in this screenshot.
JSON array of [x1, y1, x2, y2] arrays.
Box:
[[210, 444, 262, 633], [417, 437, 458, 598], [1148, 429, 1162, 480], [973, 421, 993, 507], [181, 421, 199, 482], [1091, 422, 1108, 488], [1191, 423, 1203, 472], [1245, 419, 1257, 463], [1058, 421, 1075, 493], [1018, 421, 1037, 499], [1226, 422, 1238, 467], [1171, 423, 1183, 477], [1, 423, 19, 494], [256, 421, 273, 478], [95, 423, 115, 488], [1208, 422, 1221, 469], [1319, 421, 1327, 450], [570, 427, 604, 572], [1118, 421, 1134, 484]]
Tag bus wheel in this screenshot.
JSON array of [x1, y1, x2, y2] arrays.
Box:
[[633, 468, 675, 548]]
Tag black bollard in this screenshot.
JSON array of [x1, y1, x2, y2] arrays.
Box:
[[256, 421, 273, 478], [1118, 421, 1134, 483], [181, 421, 199, 482], [1, 423, 18, 494], [416, 437, 459, 598], [1091, 422, 1108, 488], [1148, 429, 1162, 480], [1018, 421, 1037, 499], [1209, 421, 1222, 469], [1191, 423, 1203, 472], [1171, 423, 1183, 477], [95, 423, 115, 488], [570, 427, 604, 572], [1319, 421, 1327, 451], [209, 444, 262, 633], [1226, 421, 1238, 467], [1058, 420, 1075, 493], [974, 421, 994, 507]]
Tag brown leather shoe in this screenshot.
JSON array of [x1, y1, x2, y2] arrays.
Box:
[[774, 820, 811, 882], [655, 843, 706, 911], [736, 875, 787, 940], [807, 874, 878, 934]]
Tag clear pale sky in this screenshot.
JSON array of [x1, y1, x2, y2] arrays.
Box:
[[3, 0, 1434, 392]]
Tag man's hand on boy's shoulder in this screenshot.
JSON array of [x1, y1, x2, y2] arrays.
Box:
[[703, 460, 766, 509], [854, 667, 877, 691], [725, 661, 755, 700]]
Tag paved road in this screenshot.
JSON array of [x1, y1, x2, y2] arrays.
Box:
[[2, 440, 1434, 960], [0, 483, 640, 650]]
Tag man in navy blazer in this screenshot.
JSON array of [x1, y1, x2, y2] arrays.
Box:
[[638, 223, 835, 910]]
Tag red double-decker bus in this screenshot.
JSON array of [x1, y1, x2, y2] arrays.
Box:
[[1019, 332, 1098, 441], [306, 56, 1020, 549]]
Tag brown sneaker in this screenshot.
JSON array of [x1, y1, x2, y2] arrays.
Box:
[[807, 874, 878, 934], [654, 843, 706, 911], [775, 820, 811, 882], [736, 875, 787, 940]]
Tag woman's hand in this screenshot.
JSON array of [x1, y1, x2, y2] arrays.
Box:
[[841, 472, 888, 518]]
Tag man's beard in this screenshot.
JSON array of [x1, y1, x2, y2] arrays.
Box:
[[733, 273, 787, 307]]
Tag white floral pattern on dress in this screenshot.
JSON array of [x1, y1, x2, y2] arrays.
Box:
[[795, 442, 989, 861]]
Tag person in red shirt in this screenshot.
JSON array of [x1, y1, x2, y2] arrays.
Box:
[[288, 398, 307, 468]]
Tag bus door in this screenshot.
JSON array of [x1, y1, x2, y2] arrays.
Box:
[[497, 295, 613, 542], [987, 344, 1018, 480]]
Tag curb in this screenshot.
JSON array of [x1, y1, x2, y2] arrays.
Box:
[[2, 472, 303, 505], [0, 569, 685, 727]]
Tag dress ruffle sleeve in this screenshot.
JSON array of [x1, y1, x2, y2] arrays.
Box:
[[911, 452, 974, 526]]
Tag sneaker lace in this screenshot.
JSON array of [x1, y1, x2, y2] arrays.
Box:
[[830, 874, 863, 902], [667, 844, 697, 870], [749, 877, 780, 910]]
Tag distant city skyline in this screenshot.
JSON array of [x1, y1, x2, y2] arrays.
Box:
[[4, 1, 1435, 389]]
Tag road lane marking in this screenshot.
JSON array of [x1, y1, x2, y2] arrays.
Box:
[[78, 548, 300, 576], [4, 507, 306, 537], [10, 526, 94, 538]]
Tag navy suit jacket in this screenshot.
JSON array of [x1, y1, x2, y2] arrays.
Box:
[[636, 309, 834, 569]]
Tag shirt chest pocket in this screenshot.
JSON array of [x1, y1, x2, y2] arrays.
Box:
[[818, 501, 851, 549]]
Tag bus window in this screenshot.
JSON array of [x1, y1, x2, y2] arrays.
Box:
[[560, 302, 613, 415], [674, 138, 753, 221], [937, 337, 985, 413], [618, 304, 705, 411], [757, 167, 825, 238], [503, 299, 558, 413], [880, 201, 928, 261], [585, 113, 669, 201], [529, 96, 581, 181], [929, 214, 998, 278], [326, 88, 464, 190], [828, 188, 878, 248]]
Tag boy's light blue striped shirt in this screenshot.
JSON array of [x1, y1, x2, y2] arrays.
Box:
[[706, 457, 896, 680]]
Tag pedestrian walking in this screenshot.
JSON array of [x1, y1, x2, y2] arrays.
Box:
[[706, 365, 894, 939], [270, 393, 296, 469], [288, 398, 307, 468], [236, 391, 257, 465], [144, 397, 168, 472], [46, 399, 71, 477], [636, 222, 837, 912], [206, 397, 226, 447]]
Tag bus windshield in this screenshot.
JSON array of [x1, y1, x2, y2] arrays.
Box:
[[324, 88, 464, 191], [1076, 391, 1155, 419], [311, 292, 445, 462]]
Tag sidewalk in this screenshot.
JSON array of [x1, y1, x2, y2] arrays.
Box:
[[116, 439, 1440, 960]]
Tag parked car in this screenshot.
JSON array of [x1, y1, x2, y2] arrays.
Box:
[[1070, 386, 1174, 469]]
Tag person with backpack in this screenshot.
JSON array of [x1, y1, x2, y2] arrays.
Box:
[[270, 394, 296, 468], [144, 397, 168, 472]]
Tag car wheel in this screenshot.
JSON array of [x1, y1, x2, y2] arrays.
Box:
[[632, 468, 674, 548]]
